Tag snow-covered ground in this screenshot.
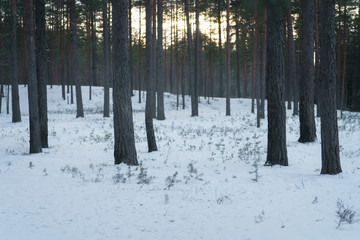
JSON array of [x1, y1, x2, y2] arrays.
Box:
[[1, 86, 359, 240]]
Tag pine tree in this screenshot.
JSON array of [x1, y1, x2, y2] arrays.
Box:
[[112, 0, 138, 165], [24, 0, 42, 154], [319, 0, 342, 174], [264, 0, 288, 166]]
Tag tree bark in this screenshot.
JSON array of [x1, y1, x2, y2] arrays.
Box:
[[24, 0, 42, 154], [145, 0, 158, 152], [69, 0, 84, 118], [286, 0, 297, 117], [35, 0, 48, 148], [138, 5, 142, 104], [299, 0, 316, 143], [103, 0, 110, 118], [319, 0, 342, 175], [193, 0, 199, 116], [265, 1, 288, 166], [225, 0, 230, 116], [185, 0, 195, 117], [10, 0, 21, 123], [112, 0, 138, 165], [218, 0, 223, 98], [156, 0, 165, 120]]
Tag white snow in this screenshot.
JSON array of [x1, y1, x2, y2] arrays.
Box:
[[0, 86, 359, 240]]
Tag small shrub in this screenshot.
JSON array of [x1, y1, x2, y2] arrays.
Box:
[[165, 172, 180, 190], [137, 162, 154, 184], [336, 199, 359, 229]]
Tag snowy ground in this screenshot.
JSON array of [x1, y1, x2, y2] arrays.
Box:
[[1, 86, 360, 240]]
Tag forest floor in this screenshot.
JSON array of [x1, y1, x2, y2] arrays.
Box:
[[1, 86, 360, 240]]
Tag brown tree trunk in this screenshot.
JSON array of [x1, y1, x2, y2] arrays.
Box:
[[138, 5, 142, 104], [103, 0, 110, 118], [145, 0, 158, 152], [156, 0, 165, 120], [193, 0, 199, 116], [299, 0, 316, 143], [340, 4, 347, 117], [218, 0, 224, 98], [225, 0, 230, 116], [112, 0, 138, 165], [35, 0, 48, 148], [265, 1, 288, 166], [10, 0, 21, 123], [69, 0, 84, 118], [24, 0, 42, 154], [319, 0, 342, 174]]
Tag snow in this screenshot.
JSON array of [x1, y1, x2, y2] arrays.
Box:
[[1, 86, 360, 240]]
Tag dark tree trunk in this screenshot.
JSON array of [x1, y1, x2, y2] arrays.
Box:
[[193, 0, 199, 116], [225, 0, 230, 116], [35, 0, 48, 148], [112, 0, 138, 165], [255, 11, 261, 127], [86, 8, 92, 100], [103, 0, 110, 118], [299, 0, 316, 143], [265, 1, 288, 166], [91, 5, 97, 90], [218, 0, 223, 98], [24, 0, 42, 154], [145, 0, 158, 152], [152, 0, 156, 118], [235, 17, 241, 98], [340, 4, 347, 117], [156, 0, 165, 120], [185, 0, 195, 117], [260, 11, 267, 119], [319, 0, 342, 175], [10, 0, 21, 123], [138, 5, 142, 104], [129, 0, 134, 96], [315, 0, 320, 117], [69, 0, 84, 118], [251, 28, 256, 114], [286, 0, 297, 117]]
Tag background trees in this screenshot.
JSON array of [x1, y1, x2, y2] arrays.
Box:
[[1, 0, 359, 172]]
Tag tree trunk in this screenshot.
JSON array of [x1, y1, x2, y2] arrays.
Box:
[[138, 5, 142, 104], [129, 0, 134, 96], [265, 1, 288, 166], [299, 0, 316, 143], [69, 0, 84, 118], [86, 8, 92, 100], [91, 5, 97, 89], [194, 0, 199, 116], [314, 0, 320, 117], [319, 0, 342, 175], [112, 0, 138, 165], [225, 0, 230, 116], [286, 0, 296, 117], [260, 11, 267, 119], [10, 0, 21, 123], [235, 17, 241, 98], [185, 0, 195, 117], [156, 0, 165, 120], [24, 0, 42, 154], [103, 0, 110, 118], [251, 27, 256, 114], [145, 0, 158, 152], [218, 0, 223, 98], [340, 4, 347, 117], [35, 0, 48, 148]]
